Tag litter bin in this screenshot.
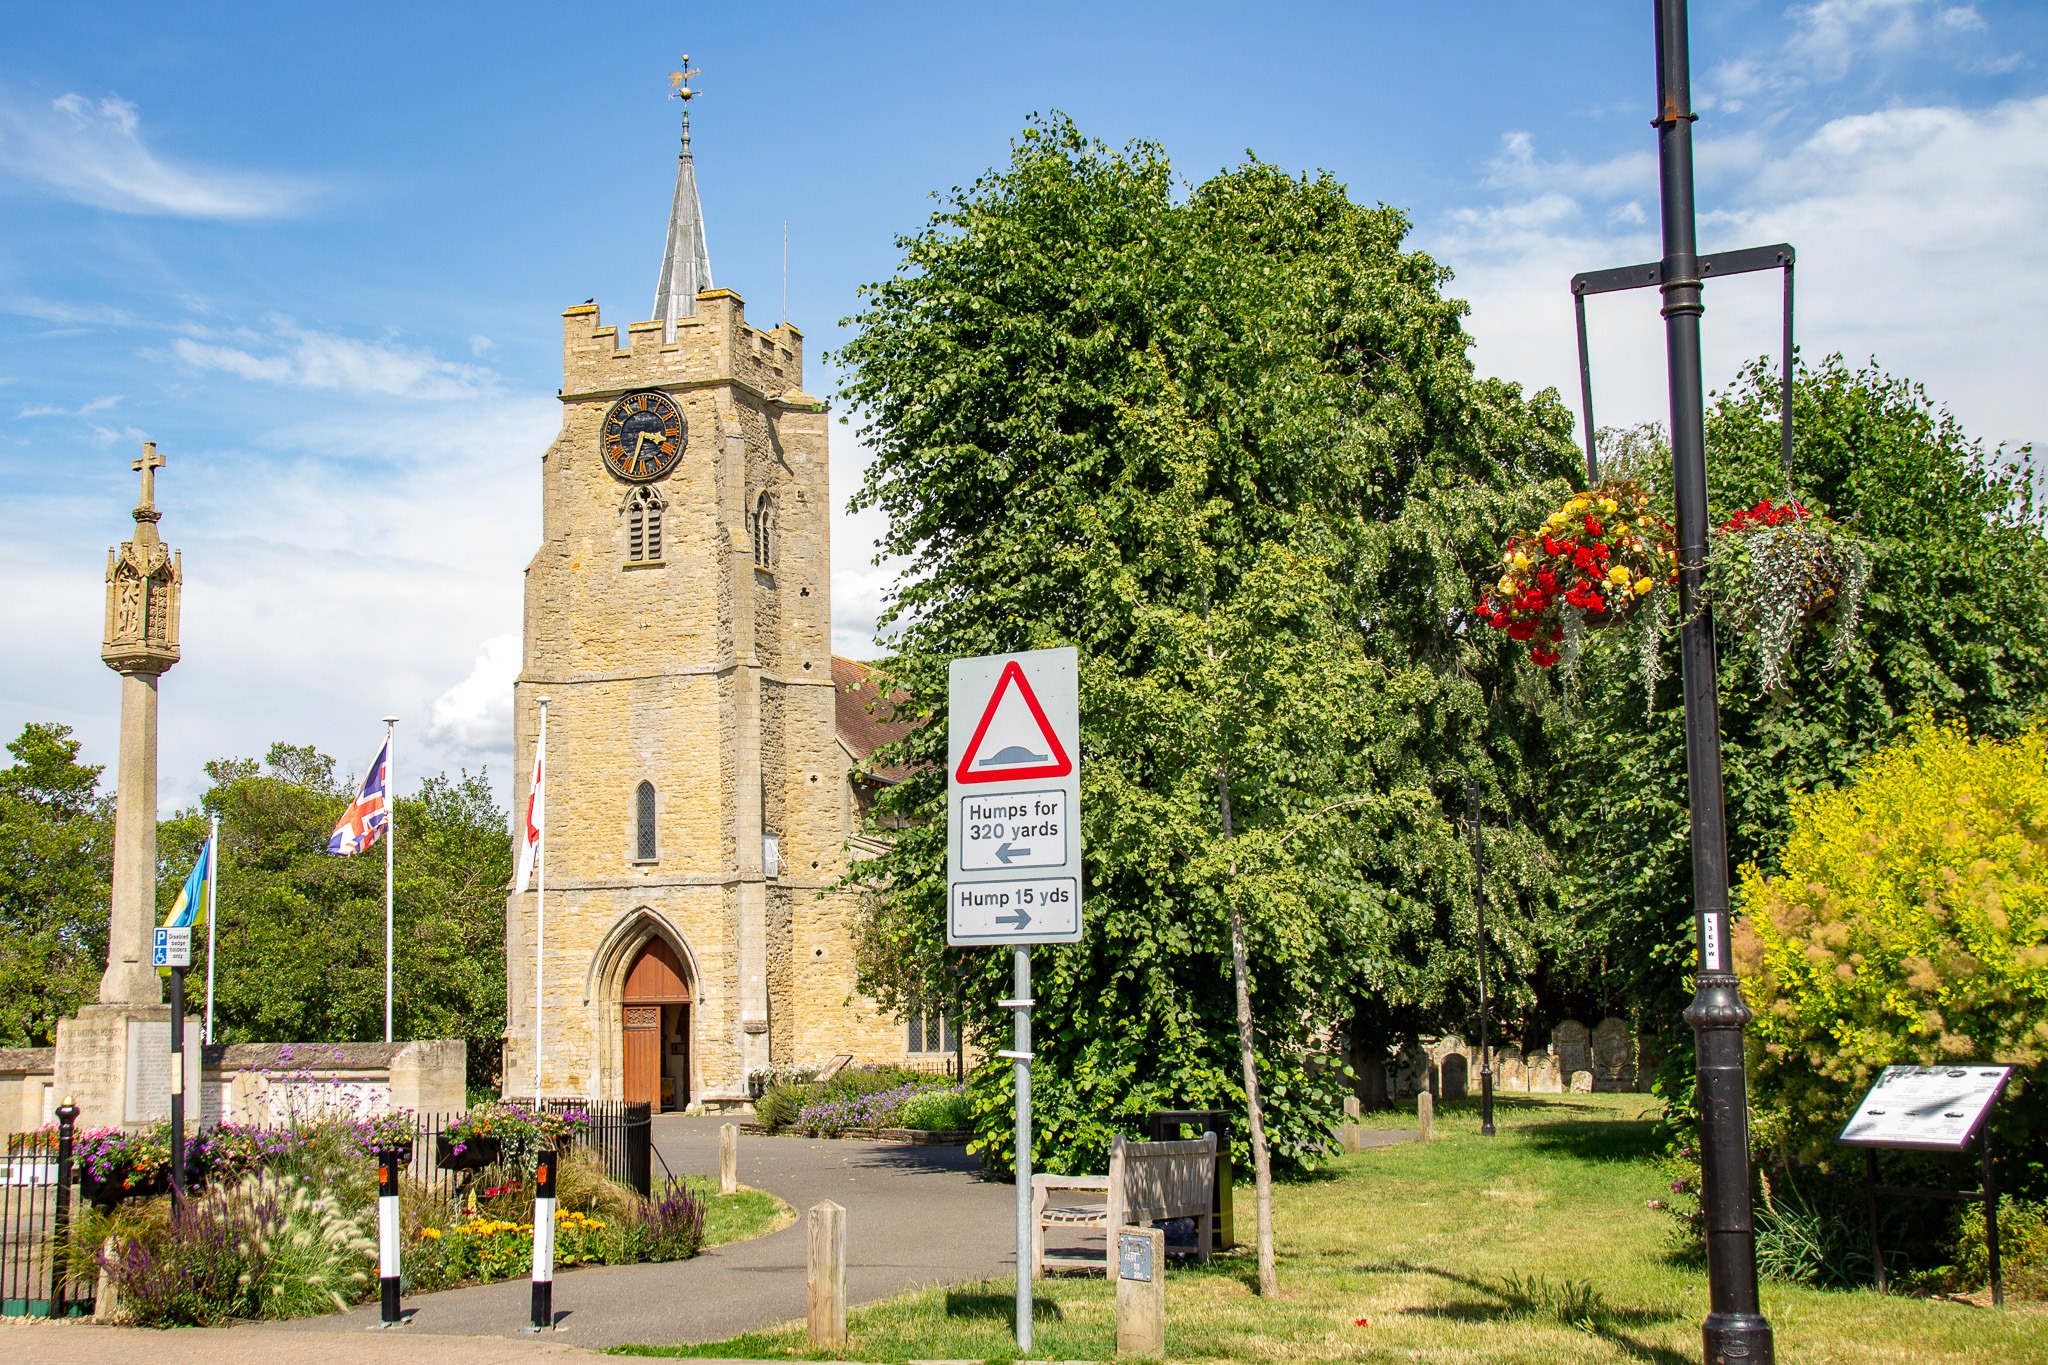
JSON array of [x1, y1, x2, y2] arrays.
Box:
[[1147, 1109, 1234, 1251]]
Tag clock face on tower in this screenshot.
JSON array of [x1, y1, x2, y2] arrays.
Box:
[[600, 391, 687, 482]]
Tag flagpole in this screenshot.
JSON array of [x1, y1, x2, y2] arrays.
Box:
[[205, 814, 219, 1045], [534, 697, 549, 1108], [382, 715, 399, 1045]]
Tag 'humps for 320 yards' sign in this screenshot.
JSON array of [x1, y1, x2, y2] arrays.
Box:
[[946, 648, 1083, 946]]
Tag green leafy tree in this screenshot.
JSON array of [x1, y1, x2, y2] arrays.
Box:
[[1551, 357, 2048, 1093], [0, 724, 112, 1046], [157, 743, 511, 1089], [834, 117, 1581, 1288]]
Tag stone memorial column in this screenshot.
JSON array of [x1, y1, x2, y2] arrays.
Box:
[[55, 443, 189, 1128]]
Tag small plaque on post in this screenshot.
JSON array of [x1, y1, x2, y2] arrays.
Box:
[[152, 926, 192, 968], [1119, 1230, 1154, 1283]]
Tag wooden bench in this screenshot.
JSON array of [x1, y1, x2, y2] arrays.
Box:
[[1030, 1133, 1217, 1277]]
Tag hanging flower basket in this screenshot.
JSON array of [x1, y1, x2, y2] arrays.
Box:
[[436, 1133, 502, 1172], [1708, 497, 1868, 693], [1475, 481, 1676, 668]]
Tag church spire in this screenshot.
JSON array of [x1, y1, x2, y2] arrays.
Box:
[[653, 56, 712, 340]]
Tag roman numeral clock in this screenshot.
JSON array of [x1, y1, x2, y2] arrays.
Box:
[[601, 390, 686, 480]]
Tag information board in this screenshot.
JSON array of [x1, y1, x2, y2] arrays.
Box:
[[946, 648, 1083, 945], [1837, 1064, 2011, 1151]]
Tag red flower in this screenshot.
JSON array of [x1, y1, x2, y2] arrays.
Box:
[[1573, 547, 1597, 573], [1586, 591, 1606, 612], [1542, 534, 1562, 555], [1593, 541, 1610, 559], [1583, 515, 1603, 537], [1507, 621, 1537, 641], [1353, 1318, 1370, 1328], [1536, 567, 1559, 592], [1530, 644, 1560, 668], [1549, 626, 1564, 641]]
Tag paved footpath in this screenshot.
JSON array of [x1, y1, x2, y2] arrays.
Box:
[[282, 1114, 1019, 1350]]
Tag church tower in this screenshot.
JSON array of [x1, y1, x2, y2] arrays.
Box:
[[503, 70, 901, 1108]]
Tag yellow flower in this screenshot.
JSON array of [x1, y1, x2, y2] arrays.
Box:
[[1598, 497, 1618, 513], [1606, 566, 1630, 586], [1497, 576, 1515, 595], [1633, 577, 1654, 596], [1510, 551, 1531, 571], [421, 1227, 442, 1239]]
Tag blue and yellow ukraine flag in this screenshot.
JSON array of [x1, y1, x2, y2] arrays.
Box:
[[158, 834, 214, 974]]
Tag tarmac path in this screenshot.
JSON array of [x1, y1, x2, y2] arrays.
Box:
[[275, 1112, 1020, 1349]]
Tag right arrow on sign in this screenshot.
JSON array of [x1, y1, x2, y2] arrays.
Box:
[[955, 662, 1073, 784], [996, 906, 1033, 930]]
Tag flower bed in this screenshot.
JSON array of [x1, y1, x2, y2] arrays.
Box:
[[754, 1066, 968, 1137], [441, 1100, 588, 1174]]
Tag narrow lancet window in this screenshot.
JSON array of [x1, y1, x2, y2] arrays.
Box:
[[751, 491, 776, 568], [635, 780, 657, 861], [623, 486, 665, 563]]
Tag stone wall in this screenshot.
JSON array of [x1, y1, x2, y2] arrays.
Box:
[[0, 1038, 466, 1138], [1386, 1017, 1655, 1100]]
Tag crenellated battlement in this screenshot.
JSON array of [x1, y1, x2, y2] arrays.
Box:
[[561, 290, 806, 401]]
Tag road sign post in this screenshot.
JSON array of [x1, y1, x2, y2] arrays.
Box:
[[152, 926, 193, 1199], [947, 647, 1082, 1352]]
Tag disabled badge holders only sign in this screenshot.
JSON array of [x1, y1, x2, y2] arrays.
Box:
[[947, 647, 1082, 945]]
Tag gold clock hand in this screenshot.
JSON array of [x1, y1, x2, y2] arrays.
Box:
[[631, 429, 661, 472]]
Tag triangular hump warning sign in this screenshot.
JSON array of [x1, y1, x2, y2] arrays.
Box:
[[954, 661, 1072, 784]]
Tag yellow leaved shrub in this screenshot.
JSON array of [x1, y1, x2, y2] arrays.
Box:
[[1734, 717, 2048, 1158]]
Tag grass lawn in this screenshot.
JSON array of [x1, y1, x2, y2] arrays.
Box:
[[621, 1094, 2040, 1363], [687, 1176, 794, 1249]]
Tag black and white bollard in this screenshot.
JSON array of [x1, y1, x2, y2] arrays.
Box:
[[527, 1148, 558, 1332], [375, 1148, 405, 1327]]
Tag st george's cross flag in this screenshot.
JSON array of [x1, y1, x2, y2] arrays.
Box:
[[328, 738, 393, 856], [514, 729, 545, 893]]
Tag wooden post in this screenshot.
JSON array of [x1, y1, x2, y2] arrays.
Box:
[[1116, 1225, 1166, 1358], [807, 1200, 847, 1349], [1418, 1091, 1435, 1143], [1343, 1095, 1361, 1120], [720, 1121, 739, 1195], [1343, 1124, 1361, 1156]]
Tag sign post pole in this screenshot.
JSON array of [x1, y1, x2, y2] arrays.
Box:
[[153, 924, 193, 1198], [1013, 944, 1032, 1352], [946, 647, 1081, 1354]]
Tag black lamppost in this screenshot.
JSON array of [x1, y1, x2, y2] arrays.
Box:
[[1573, 5, 1778, 1361], [1440, 769, 1495, 1137]]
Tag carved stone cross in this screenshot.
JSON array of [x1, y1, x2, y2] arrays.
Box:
[[132, 441, 165, 513]]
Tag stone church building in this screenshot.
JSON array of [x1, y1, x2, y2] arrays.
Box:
[[499, 104, 931, 1111]]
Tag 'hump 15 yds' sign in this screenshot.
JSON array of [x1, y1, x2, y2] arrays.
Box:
[[947, 649, 1083, 945]]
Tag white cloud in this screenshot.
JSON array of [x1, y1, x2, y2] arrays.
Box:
[[20, 395, 120, 417], [827, 420, 905, 661], [0, 91, 313, 218], [171, 323, 499, 400], [1433, 94, 2048, 456], [429, 634, 520, 752]]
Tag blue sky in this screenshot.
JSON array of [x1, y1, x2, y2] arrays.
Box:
[[3, 1, 2044, 811]]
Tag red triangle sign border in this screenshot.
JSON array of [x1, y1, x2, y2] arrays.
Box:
[[954, 660, 1073, 785]]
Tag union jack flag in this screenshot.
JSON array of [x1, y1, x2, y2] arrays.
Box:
[[328, 738, 392, 856]]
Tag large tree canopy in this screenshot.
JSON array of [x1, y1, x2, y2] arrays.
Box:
[[1550, 357, 2048, 1089], [0, 724, 111, 1046], [153, 742, 512, 1090], [835, 117, 1581, 1173]]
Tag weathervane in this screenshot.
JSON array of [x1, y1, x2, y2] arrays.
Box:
[[668, 54, 701, 147]]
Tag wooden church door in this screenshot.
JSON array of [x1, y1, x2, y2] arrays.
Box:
[[622, 938, 692, 1109], [623, 1006, 661, 1106]]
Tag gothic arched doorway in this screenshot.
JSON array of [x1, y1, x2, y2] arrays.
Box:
[[622, 938, 692, 1111]]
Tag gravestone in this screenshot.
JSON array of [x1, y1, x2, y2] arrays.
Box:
[[1526, 1052, 1562, 1094], [1441, 1052, 1469, 1100], [1495, 1047, 1526, 1091], [1552, 1021, 1591, 1081], [1591, 1017, 1634, 1092], [1570, 1070, 1594, 1094]]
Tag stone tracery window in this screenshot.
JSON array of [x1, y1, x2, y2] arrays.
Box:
[[623, 485, 665, 563]]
